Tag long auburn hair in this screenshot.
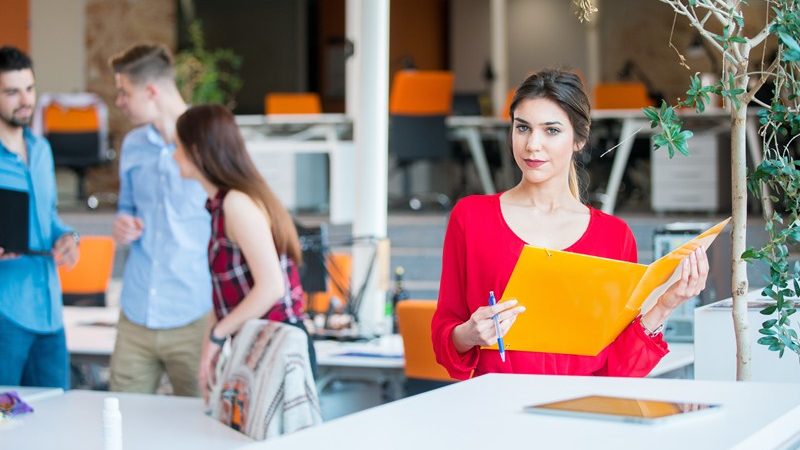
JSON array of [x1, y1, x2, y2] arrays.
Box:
[[176, 104, 302, 264], [509, 69, 590, 201]]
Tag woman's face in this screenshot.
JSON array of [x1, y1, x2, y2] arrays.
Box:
[[173, 137, 199, 179], [511, 97, 583, 188]]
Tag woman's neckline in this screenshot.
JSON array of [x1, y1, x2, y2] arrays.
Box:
[[494, 192, 594, 251]]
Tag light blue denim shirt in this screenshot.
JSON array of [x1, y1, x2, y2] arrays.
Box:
[[118, 124, 211, 329], [0, 128, 73, 333]]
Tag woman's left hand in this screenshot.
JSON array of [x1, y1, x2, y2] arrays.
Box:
[[199, 341, 222, 403], [657, 246, 709, 312]]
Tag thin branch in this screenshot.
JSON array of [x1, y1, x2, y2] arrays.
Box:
[[700, 10, 714, 27], [750, 96, 771, 109], [750, 25, 774, 49], [744, 57, 782, 104], [669, 12, 692, 70], [600, 125, 646, 158], [673, 4, 726, 53]]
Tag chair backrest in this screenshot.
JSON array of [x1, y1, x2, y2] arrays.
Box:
[[593, 82, 653, 109], [33, 93, 110, 167], [389, 71, 454, 163], [389, 70, 454, 116], [307, 252, 352, 315], [58, 236, 115, 295], [452, 93, 482, 116], [265, 93, 322, 114], [396, 299, 453, 381]]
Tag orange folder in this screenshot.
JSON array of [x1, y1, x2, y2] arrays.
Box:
[[485, 218, 730, 356]]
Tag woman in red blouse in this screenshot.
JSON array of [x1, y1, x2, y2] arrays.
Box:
[[432, 69, 709, 380], [174, 105, 313, 399]]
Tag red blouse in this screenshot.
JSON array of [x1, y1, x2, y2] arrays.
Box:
[[431, 193, 668, 380]]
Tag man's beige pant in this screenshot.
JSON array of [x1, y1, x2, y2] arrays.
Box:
[[109, 312, 206, 397]]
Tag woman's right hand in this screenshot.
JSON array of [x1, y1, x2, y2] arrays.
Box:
[[452, 300, 525, 353]]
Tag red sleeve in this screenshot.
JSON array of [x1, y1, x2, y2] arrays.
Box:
[[595, 318, 669, 377], [431, 203, 479, 380], [595, 227, 669, 377]]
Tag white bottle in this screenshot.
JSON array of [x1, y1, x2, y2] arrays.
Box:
[[103, 397, 123, 450]]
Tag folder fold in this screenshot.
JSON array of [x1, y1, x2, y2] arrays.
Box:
[[484, 218, 730, 356]]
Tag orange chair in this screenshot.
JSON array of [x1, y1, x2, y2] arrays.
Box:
[[264, 93, 322, 115], [499, 88, 515, 120], [593, 82, 653, 109], [396, 300, 455, 383], [389, 70, 455, 209], [35, 93, 112, 203], [306, 252, 352, 314], [389, 71, 454, 116], [58, 236, 115, 307]]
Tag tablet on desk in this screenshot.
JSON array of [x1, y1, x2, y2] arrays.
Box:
[[0, 187, 50, 256], [524, 395, 720, 425]]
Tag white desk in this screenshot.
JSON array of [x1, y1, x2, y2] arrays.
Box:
[[1, 390, 252, 450], [248, 373, 800, 450], [235, 113, 354, 224], [64, 306, 118, 363], [314, 334, 405, 400], [445, 116, 514, 195], [0, 386, 63, 403], [63, 307, 694, 390]]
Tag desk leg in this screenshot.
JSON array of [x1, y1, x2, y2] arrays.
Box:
[[328, 129, 355, 225], [459, 127, 496, 194], [493, 129, 515, 189], [601, 119, 643, 214]]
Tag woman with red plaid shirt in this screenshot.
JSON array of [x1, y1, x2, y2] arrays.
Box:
[[174, 104, 314, 400]]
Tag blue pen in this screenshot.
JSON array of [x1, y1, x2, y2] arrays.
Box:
[[488, 291, 506, 363]]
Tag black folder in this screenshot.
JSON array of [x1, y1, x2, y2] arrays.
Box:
[[0, 187, 49, 255]]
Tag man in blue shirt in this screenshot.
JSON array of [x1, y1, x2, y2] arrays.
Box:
[[0, 47, 80, 389], [108, 45, 211, 396]]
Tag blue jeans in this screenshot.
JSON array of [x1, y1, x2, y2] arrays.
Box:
[[0, 313, 69, 389]]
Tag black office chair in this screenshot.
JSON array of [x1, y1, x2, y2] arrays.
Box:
[[389, 70, 455, 210], [34, 93, 115, 207]]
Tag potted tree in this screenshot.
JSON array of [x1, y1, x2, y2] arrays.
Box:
[[574, 0, 800, 380]]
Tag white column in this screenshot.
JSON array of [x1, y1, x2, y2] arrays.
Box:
[[490, 0, 508, 116], [585, 0, 601, 91], [345, 0, 361, 118], [353, 0, 389, 335]]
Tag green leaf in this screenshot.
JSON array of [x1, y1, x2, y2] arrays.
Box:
[[761, 305, 778, 315], [730, 36, 748, 44], [763, 319, 778, 328], [779, 31, 800, 54], [758, 336, 779, 345], [759, 328, 778, 335]]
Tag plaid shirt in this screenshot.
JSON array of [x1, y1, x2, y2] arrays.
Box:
[[206, 190, 305, 324]]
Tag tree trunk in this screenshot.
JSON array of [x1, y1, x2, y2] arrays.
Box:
[[731, 71, 752, 381]]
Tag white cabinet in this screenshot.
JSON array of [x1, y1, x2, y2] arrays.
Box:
[[695, 293, 800, 383], [651, 132, 728, 212]]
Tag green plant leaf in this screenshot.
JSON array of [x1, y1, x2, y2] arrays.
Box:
[[758, 336, 779, 345]]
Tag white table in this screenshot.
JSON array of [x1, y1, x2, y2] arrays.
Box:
[[235, 113, 354, 224], [1, 390, 252, 450], [63, 307, 694, 389], [446, 116, 514, 195], [314, 334, 405, 399], [0, 386, 63, 402], [64, 305, 118, 363], [247, 373, 800, 450]]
